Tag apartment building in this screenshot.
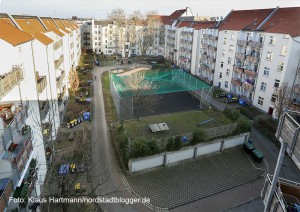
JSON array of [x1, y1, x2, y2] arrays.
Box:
[[213, 7, 300, 117], [0, 14, 80, 211]]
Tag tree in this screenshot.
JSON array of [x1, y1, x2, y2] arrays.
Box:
[[273, 82, 291, 119], [137, 10, 162, 55], [68, 69, 79, 94], [123, 71, 160, 120], [174, 136, 182, 150], [127, 11, 144, 51]]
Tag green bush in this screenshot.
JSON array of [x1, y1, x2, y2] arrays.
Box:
[[130, 138, 149, 158], [148, 139, 160, 155], [233, 118, 252, 134], [191, 129, 208, 145], [224, 108, 240, 121], [174, 136, 182, 150], [166, 137, 175, 151]]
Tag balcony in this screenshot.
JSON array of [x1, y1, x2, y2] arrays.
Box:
[[84, 43, 90, 46], [231, 78, 242, 86], [167, 29, 175, 33], [0, 178, 13, 212], [293, 85, 300, 94], [83, 32, 90, 35], [58, 86, 66, 101], [247, 41, 262, 48], [0, 66, 24, 99], [54, 55, 64, 70], [36, 75, 47, 94], [235, 53, 246, 61], [246, 55, 259, 63], [53, 40, 63, 50], [233, 66, 244, 74], [209, 35, 218, 41], [208, 56, 216, 63], [209, 46, 217, 51], [56, 71, 65, 89], [237, 40, 247, 46], [243, 82, 253, 91], [70, 42, 74, 49], [203, 34, 209, 39], [261, 175, 300, 212], [39, 100, 49, 121], [202, 43, 209, 48], [244, 69, 256, 76], [83, 37, 90, 40], [290, 101, 300, 111]]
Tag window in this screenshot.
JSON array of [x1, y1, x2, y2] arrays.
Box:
[[281, 46, 288, 56], [230, 33, 235, 40], [229, 45, 233, 52], [271, 94, 277, 103], [274, 79, 280, 88], [221, 61, 224, 68], [278, 62, 284, 72], [222, 49, 225, 56], [228, 57, 232, 64], [269, 36, 275, 45], [95, 42, 97, 45], [223, 38, 227, 45], [219, 72, 223, 78], [261, 82, 267, 91], [258, 97, 264, 106], [263, 67, 270, 76], [225, 81, 228, 88], [226, 69, 230, 76], [266, 52, 273, 61]]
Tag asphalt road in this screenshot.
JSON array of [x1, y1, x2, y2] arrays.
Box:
[[90, 65, 150, 212]]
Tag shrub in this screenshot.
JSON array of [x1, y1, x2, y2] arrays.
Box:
[[166, 137, 175, 151], [130, 138, 149, 158], [174, 136, 182, 150], [147, 139, 160, 155], [191, 129, 208, 145], [233, 118, 252, 134], [231, 110, 241, 121]]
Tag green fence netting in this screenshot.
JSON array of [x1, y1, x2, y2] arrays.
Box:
[[111, 69, 211, 97]]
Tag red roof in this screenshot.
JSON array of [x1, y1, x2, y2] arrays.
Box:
[[218, 9, 274, 31], [259, 7, 300, 37], [169, 9, 187, 20], [176, 21, 217, 29]]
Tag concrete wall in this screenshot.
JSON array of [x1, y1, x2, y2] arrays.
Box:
[[129, 133, 248, 173]]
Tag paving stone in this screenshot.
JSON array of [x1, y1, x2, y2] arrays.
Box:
[[126, 148, 265, 209]]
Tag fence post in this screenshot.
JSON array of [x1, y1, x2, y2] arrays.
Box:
[[194, 147, 197, 158]]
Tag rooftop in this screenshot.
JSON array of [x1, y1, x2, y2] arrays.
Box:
[[0, 19, 33, 46]]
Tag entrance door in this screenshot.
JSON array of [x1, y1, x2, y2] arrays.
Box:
[[218, 82, 221, 88], [268, 107, 274, 115]]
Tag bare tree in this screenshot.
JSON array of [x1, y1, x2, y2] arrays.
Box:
[[69, 69, 79, 94], [273, 82, 292, 119], [123, 71, 160, 120], [137, 10, 162, 55], [126, 10, 144, 52]]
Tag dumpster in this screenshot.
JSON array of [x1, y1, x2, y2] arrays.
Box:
[[243, 142, 254, 154], [83, 112, 90, 121], [59, 164, 70, 176], [251, 149, 264, 163]]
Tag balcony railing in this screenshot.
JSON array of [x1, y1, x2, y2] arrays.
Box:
[[290, 101, 300, 111], [0, 178, 13, 212], [56, 71, 65, 89], [54, 55, 64, 69], [209, 46, 217, 51], [209, 35, 218, 41], [84, 43, 90, 46], [0, 66, 24, 99], [203, 34, 209, 39], [237, 39, 247, 46], [208, 56, 216, 62], [233, 66, 244, 74], [243, 82, 253, 91], [235, 53, 246, 60], [261, 175, 300, 212], [39, 100, 49, 121], [36, 76, 47, 94], [246, 55, 259, 63], [248, 41, 262, 48], [53, 40, 63, 50], [231, 78, 242, 86], [293, 85, 300, 94], [83, 32, 90, 35], [244, 69, 256, 76]]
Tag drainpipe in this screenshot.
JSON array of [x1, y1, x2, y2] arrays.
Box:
[[46, 46, 57, 149]]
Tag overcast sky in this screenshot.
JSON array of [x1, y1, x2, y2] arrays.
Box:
[[0, 0, 299, 19]]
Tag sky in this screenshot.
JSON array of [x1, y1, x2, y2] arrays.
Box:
[[0, 0, 299, 19]]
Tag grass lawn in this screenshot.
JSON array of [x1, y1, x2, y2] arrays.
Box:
[[124, 109, 233, 139], [102, 71, 118, 124]]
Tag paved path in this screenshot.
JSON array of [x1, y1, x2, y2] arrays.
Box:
[[90, 65, 150, 212]]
